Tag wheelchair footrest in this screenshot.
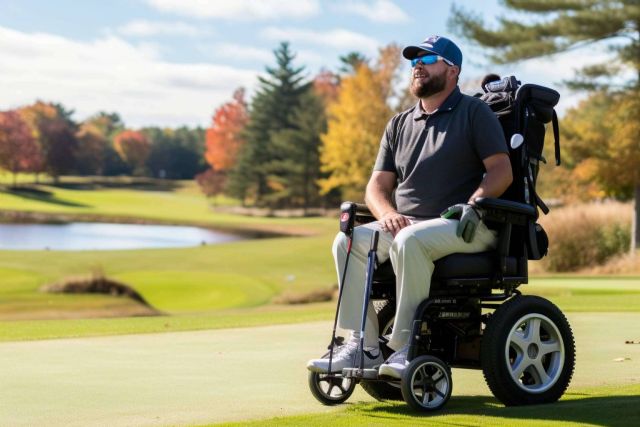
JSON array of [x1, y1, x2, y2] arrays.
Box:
[[342, 368, 379, 380]]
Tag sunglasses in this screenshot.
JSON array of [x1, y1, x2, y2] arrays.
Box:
[[410, 55, 454, 68]]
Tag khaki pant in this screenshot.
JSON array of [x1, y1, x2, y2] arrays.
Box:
[[333, 217, 497, 351]]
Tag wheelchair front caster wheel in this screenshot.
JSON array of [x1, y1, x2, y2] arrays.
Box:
[[401, 355, 452, 412], [308, 371, 356, 405]]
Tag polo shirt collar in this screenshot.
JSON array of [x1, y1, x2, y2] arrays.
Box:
[[412, 86, 463, 121]]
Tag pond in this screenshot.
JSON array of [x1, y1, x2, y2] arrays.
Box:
[[0, 223, 242, 251]]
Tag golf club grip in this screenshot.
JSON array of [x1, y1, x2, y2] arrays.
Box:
[[340, 202, 357, 237]]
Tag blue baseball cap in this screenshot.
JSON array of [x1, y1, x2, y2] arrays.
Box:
[[402, 35, 463, 68]]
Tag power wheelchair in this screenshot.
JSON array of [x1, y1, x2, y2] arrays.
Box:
[[308, 77, 575, 412]]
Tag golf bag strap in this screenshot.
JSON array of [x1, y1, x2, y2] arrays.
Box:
[[553, 109, 561, 166], [525, 166, 550, 215], [535, 192, 550, 215]]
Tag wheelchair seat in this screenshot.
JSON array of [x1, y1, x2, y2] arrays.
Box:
[[433, 252, 519, 279], [374, 252, 519, 286]]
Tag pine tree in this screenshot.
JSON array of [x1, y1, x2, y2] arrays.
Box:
[[228, 42, 310, 206], [267, 89, 327, 209], [450, 0, 640, 250], [449, 0, 639, 90]]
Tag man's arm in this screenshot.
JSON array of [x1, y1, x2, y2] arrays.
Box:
[[365, 171, 410, 235], [468, 153, 513, 203]]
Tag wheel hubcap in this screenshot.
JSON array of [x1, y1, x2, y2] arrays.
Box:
[[317, 374, 352, 398], [505, 313, 565, 393], [409, 362, 449, 408]]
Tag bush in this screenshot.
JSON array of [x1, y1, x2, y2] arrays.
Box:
[[539, 201, 632, 272]]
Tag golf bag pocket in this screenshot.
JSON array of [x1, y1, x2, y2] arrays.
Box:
[[527, 222, 548, 260]]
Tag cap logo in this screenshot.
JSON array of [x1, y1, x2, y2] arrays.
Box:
[[424, 36, 440, 46]]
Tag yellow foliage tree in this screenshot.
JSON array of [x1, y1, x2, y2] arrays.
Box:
[[559, 89, 640, 250], [319, 44, 401, 200]]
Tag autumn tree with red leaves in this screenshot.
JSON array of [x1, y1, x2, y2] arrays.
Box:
[[205, 88, 248, 172], [114, 130, 151, 176], [19, 101, 77, 182], [198, 88, 248, 197], [0, 110, 43, 186]]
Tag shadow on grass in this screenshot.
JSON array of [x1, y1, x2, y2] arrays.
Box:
[[357, 394, 639, 426], [51, 178, 179, 192], [3, 187, 90, 208]]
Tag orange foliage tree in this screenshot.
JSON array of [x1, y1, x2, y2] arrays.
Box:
[[75, 123, 109, 175], [204, 88, 248, 172], [114, 130, 151, 175], [313, 69, 340, 107]]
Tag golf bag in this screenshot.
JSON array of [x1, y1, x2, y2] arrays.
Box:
[[477, 75, 561, 260]]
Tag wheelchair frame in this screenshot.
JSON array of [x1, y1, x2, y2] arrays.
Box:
[[309, 199, 575, 412]]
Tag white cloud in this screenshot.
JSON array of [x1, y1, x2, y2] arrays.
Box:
[[340, 0, 409, 23], [116, 19, 211, 38], [495, 47, 619, 113], [261, 27, 380, 55], [200, 43, 324, 73], [210, 43, 274, 63], [146, 0, 320, 21], [0, 26, 258, 127]]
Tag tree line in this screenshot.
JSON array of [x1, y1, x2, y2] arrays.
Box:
[[200, 0, 638, 245], [0, 102, 206, 185]]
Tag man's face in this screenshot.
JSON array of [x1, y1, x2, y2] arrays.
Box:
[[410, 54, 448, 99]]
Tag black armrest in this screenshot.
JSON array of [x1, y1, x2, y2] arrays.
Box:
[[355, 203, 372, 215], [474, 197, 536, 217], [354, 203, 376, 224]]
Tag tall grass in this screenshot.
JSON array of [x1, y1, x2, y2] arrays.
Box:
[[539, 201, 632, 272]]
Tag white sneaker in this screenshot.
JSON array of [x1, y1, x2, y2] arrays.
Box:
[[307, 341, 383, 373], [378, 346, 409, 379]]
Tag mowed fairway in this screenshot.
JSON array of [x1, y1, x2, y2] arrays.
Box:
[[0, 312, 638, 427]]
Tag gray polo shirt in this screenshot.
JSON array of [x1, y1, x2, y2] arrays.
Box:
[[374, 86, 508, 219]]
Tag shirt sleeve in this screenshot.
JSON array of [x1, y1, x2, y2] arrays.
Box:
[[373, 119, 397, 172], [471, 102, 509, 160]]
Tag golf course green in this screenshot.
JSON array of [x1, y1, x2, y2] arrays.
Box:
[[0, 179, 638, 426]]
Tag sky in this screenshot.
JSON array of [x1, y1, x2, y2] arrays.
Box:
[[0, 0, 614, 128]]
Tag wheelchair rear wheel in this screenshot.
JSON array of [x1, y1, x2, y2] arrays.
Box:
[[481, 295, 575, 406], [360, 301, 404, 401]]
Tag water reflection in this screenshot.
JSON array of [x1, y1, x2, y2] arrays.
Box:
[[0, 223, 241, 251]]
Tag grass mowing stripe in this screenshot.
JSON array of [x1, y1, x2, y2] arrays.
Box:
[[0, 302, 335, 342], [213, 383, 640, 427]]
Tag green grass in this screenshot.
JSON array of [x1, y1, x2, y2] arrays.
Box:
[[1, 274, 638, 341], [525, 276, 640, 312], [0, 234, 336, 311], [0, 179, 334, 235], [114, 271, 274, 312], [215, 383, 640, 427]]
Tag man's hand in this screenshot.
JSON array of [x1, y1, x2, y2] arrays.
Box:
[[441, 203, 483, 243], [379, 211, 411, 236]]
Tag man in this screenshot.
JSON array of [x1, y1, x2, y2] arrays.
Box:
[[307, 36, 512, 379]]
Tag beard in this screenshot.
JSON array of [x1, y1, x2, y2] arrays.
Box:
[[410, 70, 447, 98]]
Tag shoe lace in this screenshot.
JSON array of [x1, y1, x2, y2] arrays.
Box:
[[331, 341, 360, 362]]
